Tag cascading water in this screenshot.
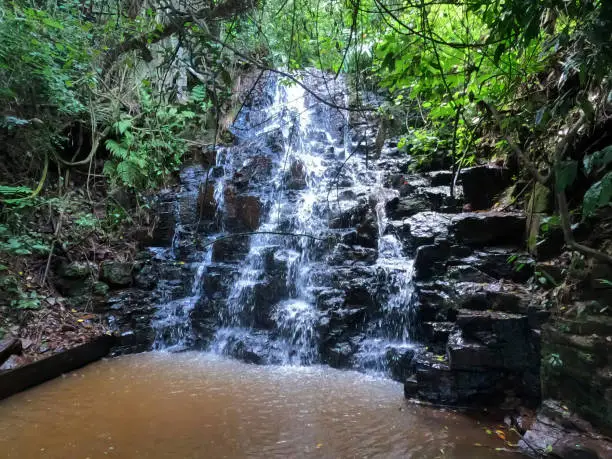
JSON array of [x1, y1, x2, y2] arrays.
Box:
[[149, 70, 418, 378], [351, 179, 415, 374], [210, 73, 344, 364], [149, 163, 218, 351]]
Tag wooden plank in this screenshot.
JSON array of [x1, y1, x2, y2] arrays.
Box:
[[0, 339, 22, 367], [0, 335, 115, 401]]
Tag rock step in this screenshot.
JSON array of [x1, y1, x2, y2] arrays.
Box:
[[447, 328, 531, 372], [456, 309, 528, 334], [450, 212, 526, 247], [404, 351, 509, 404], [453, 283, 531, 314], [552, 315, 612, 336]]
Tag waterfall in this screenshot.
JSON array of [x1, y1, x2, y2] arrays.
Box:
[[149, 70, 417, 377]]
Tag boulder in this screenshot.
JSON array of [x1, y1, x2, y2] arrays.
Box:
[[58, 261, 97, 279], [450, 212, 526, 247], [386, 346, 417, 381], [385, 196, 431, 219], [426, 170, 454, 187], [402, 211, 451, 251], [460, 165, 511, 210], [414, 243, 450, 280], [100, 261, 133, 287]]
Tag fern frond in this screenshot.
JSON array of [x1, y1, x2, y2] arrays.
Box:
[[105, 139, 129, 159]]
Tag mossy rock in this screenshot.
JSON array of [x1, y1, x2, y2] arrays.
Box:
[[59, 262, 97, 279], [100, 261, 133, 287]]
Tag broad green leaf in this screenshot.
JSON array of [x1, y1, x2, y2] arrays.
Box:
[[583, 172, 612, 218], [555, 160, 577, 192]]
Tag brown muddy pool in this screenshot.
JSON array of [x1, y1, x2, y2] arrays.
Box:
[[0, 352, 525, 458]]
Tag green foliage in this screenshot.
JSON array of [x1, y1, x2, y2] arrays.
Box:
[[582, 172, 612, 218], [0, 225, 48, 256], [0, 274, 41, 309], [583, 147, 612, 176], [103, 88, 198, 189], [555, 161, 578, 192], [582, 145, 612, 218], [0, 1, 96, 118], [547, 353, 563, 369]]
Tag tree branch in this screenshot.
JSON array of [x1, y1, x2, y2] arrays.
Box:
[[102, 0, 258, 72], [485, 102, 612, 264]]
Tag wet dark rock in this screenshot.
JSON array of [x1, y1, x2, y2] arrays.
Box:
[[421, 322, 454, 345], [407, 352, 507, 404], [385, 196, 431, 219], [520, 400, 612, 458], [329, 200, 369, 229], [133, 264, 157, 290], [315, 289, 345, 311], [414, 282, 453, 322], [418, 186, 460, 211], [453, 282, 530, 314], [233, 155, 273, 190], [324, 341, 354, 368], [445, 265, 496, 283], [218, 332, 281, 365], [198, 146, 216, 167], [328, 244, 377, 265], [197, 184, 217, 221], [446, 330, 499, 371], [386, 346, 416, 381], [250, 280, 286, 328], [414, 243, 450, 280], [211, 237, 249, 262], [460, 165, 511, 210], [356, 214, 378, 248], [223, 186, 262, 231], [151, 197, 177, 246], [286, 159, 307, 190], [385, 174, 429, 195], [399, 212, 452, 251], [100, 261, 133, 287], [450, 212, 526, 247], [453, 249, 535, 282], [426, 170, 454, 187]]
